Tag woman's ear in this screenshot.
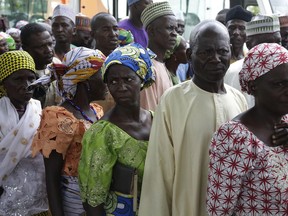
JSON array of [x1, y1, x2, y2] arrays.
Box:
[[247, 80, 256, 96]]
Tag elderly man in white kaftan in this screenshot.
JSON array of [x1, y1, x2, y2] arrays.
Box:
[[139, 20, 248, 216]]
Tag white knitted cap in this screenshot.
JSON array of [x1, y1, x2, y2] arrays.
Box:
[[52, 4, 76, 24]]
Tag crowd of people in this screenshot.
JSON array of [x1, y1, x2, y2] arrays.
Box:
[[0, 0, 288, 215]]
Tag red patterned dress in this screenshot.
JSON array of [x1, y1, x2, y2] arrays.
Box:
[[207, 120, 288, 216]]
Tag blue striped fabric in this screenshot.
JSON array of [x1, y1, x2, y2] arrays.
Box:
[[61, 175, 85, 216]]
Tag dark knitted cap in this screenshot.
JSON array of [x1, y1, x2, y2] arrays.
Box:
[[225, 5, 253, 23]]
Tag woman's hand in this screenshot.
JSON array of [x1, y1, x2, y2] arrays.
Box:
[[272, 123, 288, 148]]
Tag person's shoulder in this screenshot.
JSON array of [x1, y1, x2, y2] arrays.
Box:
[[161, 80, 192, 100], [29, 98, 42, 107], [41, 105, 75, 121], [225, 58, 244, 84], [87, 119, 111, 133], [225, 83, 245, 97], [118, 18, 130, 27]]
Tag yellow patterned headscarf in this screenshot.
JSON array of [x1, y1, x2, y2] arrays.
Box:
[[48, 47, 106, 99], [0, 51, 35, 97]]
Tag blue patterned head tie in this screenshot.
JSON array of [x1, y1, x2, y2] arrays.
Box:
[[102, 43, 156, 90]]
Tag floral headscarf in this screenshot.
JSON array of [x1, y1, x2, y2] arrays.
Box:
[[48, 47, 106, 99], [118, 28, 134, 46], [239, 43, 288, 94], [102, 43, 156, 90]]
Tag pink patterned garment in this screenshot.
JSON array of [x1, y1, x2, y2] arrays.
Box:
[[207, 120, 288, 216]]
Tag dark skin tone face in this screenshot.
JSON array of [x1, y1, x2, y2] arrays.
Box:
[[226, 19, 246, 59], [23, 31, 54, 70], [2, 69, 36, 108], [187, 22, 231, 93], [73, 29, 93, 48], [106, 64, 142, 107], [149, 15, 178, 51], [132, 0, 152, 17], [52, 16, 75, 43], [226, 19, 246, 48], [177, 19, 185, 35], [91, 15, 119, 56], [251, 63, 288, 117]]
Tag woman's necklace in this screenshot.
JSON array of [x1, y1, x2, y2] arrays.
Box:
[[66, 99, 98, 124]]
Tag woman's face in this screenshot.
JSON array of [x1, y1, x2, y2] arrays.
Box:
[[2, 69, 36, 105], [252, 63, 288, 115], [106, 64, 142, 106], [87, 71, 107, 101]]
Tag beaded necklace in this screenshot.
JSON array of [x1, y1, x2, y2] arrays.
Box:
[[66, 99, 98, 124]]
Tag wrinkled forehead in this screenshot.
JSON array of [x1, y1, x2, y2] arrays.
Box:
[[191, 22, 229, 47]]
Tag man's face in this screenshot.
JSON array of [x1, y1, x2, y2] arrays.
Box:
[[189, 26, 231, 84], [177, 19, 185, 35], [52, 16, 75, 43], [150, 15, 178, 51], [75, 29, 93, 48], [23, 31, 54, 68], [226, 19, 246, 49], [134, 0, 153, 15], [91, 15, 119, 53]]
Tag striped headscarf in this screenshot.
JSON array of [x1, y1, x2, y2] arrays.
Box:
[[102, 43, 156, 90], [49, 47, 106, 100], [0, 51, 35, 97]]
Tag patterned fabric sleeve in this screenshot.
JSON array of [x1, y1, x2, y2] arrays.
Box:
[[32, 106, 80, 159], [90, 103, 104, 119], [78, 121, 117, 207], [206, 121, 258, 216]]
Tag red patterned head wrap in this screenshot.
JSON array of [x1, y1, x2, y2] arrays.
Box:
[[239, 43, 288, 94]]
